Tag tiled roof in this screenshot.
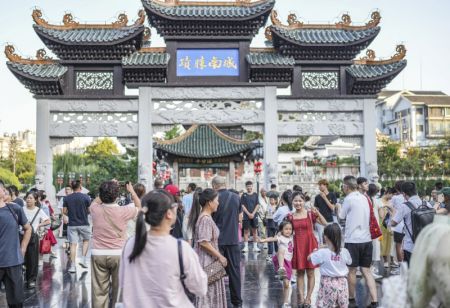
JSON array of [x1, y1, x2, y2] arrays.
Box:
[[143, 0, 275, 19], [403, 95, 450, 105], [33, 25, 144, 44], [122, 52, 170, 66], [155, 125, 254, 158], [346, 60, 406, 79], [272, 26, 380, 45], [246, 52, 295, 66], [7, 62, 67, 79]]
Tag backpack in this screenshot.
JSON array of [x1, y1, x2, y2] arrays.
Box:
[[404, 201, 435, 243]]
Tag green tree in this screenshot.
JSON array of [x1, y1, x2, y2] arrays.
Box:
[[15, 150, 35, 181], [0, 167, 22, 189], [278, 138, 307, 152], [8, 135, 19, 175], [85, 138, 119, 164], [164, 125, 182, 140]]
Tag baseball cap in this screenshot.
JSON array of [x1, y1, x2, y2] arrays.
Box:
[[437, 187, 450, 196], [165, 184, 180, 196]]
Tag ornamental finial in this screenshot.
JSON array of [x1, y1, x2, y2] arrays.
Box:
[[354, 44, 406, 65], [5, 45, 55, 65]]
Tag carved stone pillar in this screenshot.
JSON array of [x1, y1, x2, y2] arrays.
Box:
[[264, 86, 278, 189], [229, 161, 236, 189], [361, 98, 379, 182], [138, 87, 153, 191], [36, 99, 56, 204]]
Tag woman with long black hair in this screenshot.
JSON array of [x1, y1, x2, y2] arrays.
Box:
[[188, 188, 227, 308], [119, 189, 207, 307]]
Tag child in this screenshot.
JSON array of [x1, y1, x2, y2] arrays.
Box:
[[265, 195, 279, 261], [260, 220, 294, 308], [308, 223, 352, 308]]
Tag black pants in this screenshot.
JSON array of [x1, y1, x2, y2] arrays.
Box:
[[219, 245, 242, 306], [266, 224, 278, 255], [0, 264, 24, 307], [24, 239, 39, 283], [403, 250, 412, 266]]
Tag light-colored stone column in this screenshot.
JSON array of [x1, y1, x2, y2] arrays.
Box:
[[229, 161, 236, 189], [361, 98, 378, 182], [410, 108, 417, 145], [172, 161, 179, 187], [138, 87, 153, 191], [264, 86, 278, 189], [36, 99, 56, 204]]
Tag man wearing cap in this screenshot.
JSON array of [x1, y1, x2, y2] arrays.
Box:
[[435, 187, 450, 215], [165, 184, 183, 239]]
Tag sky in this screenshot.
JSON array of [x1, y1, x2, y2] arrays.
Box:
[[1, 0, 450, 133]]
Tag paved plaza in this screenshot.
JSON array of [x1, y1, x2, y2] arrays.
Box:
[[0, 239, 381, 308]]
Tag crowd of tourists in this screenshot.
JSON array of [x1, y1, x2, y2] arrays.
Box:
[[0, 174, 449, 308]]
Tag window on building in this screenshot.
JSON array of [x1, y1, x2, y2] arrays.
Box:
[[417, 125, 424, 133], [429, 107, 444, 117], [389, 128, 392, 135], [394, 128, 397, 134], [429, 120, 446, 135], [446, 108, 450, 116], [416, 107, 423, 115]]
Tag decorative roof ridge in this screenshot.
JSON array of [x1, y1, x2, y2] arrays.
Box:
[[32, 9, 145, 30], [148, 0, 271, 7], [353, 45, 406, 65], [5, 45, 56, 65], [249, 47, 276, 53], [156, 124, 252, 146], [138, 47, 167, 53], [270, 10, 381, 31]]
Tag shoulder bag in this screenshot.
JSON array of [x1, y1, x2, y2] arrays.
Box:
[[28, 208, 41, 245], [197, 215, 227, 285], [177, 238, 196, 303], [366, 196, 382, 239]]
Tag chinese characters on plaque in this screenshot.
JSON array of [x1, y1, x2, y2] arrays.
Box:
[[177, 49, 239, 76]]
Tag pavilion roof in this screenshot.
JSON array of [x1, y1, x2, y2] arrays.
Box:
[[155, 124, 254, 158], [7, 62, 67, 79], [142, 0, 275, 19], [122, 49, 170, 66], [246, 49, 295, 66]]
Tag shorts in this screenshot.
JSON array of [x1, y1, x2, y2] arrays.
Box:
[[345, 242, 373, 268], [316, 276, 349, 308], [67, 225, 91, 243], [272, 255, 293, 280], [394, 231, 405, 244], [242, 218, 258, 230]]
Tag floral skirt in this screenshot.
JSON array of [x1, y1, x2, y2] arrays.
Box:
[[316, 276, 348, 308]]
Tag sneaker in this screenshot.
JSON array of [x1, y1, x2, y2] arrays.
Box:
[[242, 244, 249, 253], [390, 268, 400, 275], [68, 265, 76, 273], [290, 277, 296, 285], [282, 303, 291, 308], [356, 269, 362, 277], [253, 245, 261, 252], [278, 267, 287, 280], [27, 281, 36, 289], [383, 262, 389, 268], [372, 272, 383, 280], [79, 261, 88, 269], [266, 255, 273, 262], [391, 261, 399, 268], [263, 243, 268, 250]]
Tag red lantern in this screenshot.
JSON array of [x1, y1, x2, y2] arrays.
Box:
[[253, 160, 263, 175]]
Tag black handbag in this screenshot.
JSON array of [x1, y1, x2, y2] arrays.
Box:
[[177, 239, 196, 303]]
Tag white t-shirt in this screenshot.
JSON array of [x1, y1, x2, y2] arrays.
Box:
[[339, 191, 371, 243], [277, 234, 294, 261], [391, 194, 406, 233], [23, 207, 49, 232], [310, 247, 352, 277]]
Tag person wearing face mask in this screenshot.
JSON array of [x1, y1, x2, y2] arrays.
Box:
[[188, 188, 227, 308], [119, 189, 207, 307], [287, 191, 327, 308]]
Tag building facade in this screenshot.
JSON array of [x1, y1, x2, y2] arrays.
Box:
[[0, 130, 36, 159], [376, 90, 450, 146]]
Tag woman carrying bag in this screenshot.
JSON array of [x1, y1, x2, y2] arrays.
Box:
[[23, 191, 50, 288], [188, 188, 227, 308]]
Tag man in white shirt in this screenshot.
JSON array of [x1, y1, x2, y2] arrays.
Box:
[[338, 175, 378, 308], [391, 181, 432, 265], [390, 181, 405, 273]]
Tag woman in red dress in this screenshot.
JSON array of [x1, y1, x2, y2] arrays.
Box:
[[288, 191, 327, 308]]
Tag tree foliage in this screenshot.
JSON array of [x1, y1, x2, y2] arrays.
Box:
[[164, 125, 182, 140], [0, 167, 22, 189], [278, 138, 307, 152], [85, 138, 119, 160]]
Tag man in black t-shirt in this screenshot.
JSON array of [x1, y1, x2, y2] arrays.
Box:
[[241, 181, 260, 253], [63, 180, 91, 273], [212, 176, 243, 307], [314, 179, 337, 244]]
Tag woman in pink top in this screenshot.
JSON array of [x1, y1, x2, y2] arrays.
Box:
[[90, 181, 141, 308], [119, 189, 207, 308]]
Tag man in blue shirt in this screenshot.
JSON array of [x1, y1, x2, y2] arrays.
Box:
[[63, 180, 92, 273], [0, 180, 32, 307]]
